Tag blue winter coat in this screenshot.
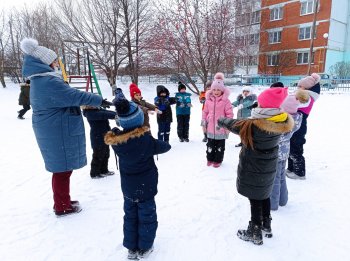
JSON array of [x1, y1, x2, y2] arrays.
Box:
[[22, 55, 103, 173], [105, 126, 171, 202], [83, 108, 116, 149], [232, 94, 257, 119], [175, 92, 192, 115]]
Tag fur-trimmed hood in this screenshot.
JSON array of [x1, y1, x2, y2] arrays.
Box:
[[104, 126, 150, 145], [205, 86, 230, 101], [252, 114, 294, 134]]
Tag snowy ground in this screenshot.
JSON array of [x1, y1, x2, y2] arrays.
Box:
[[1, 79, 349, 261]]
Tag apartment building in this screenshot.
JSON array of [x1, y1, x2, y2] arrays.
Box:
[[258, 0, 350, 76], [234, 0, 262, 75]]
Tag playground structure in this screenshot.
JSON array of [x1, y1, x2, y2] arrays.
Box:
[[58, 46, 102, 96]]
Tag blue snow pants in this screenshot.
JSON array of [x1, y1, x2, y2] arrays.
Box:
[[157, 122, 171, 142], [270, 160, 288, 210], [123, 197, 158, 251]]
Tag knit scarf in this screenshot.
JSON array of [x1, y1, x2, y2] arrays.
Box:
[[251, 107, 287, 122]]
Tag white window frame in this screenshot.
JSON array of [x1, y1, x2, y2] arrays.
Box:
[[300, 0, 315, 16], [249, 33, 260, 45], [299, 26, 311, 40], [270, 7, 283, 21], [267, 54, 279, 66], [268, 31, 282, 44], [251, 10, 261, 24], [296, 51, 314, 64]]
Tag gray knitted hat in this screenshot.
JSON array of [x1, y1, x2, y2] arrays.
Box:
[[20, 38, 57, 65]]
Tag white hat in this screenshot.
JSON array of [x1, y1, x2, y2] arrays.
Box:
[[242, 86, 252, 92], [20, 38, 57, 65]]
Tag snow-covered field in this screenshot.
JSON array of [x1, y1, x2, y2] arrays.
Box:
[[1, 79, 349, 261]]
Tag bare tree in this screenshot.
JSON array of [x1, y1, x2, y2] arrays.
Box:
[[146, 0, 237, 93], [258, 49, 296, 75]]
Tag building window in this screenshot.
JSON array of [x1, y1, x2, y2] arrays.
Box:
[[297, 52, 314, 64], [268, 31, 282, 44], [270, 7, 283, 21], [267, 54, 279, 66], [249, 56, 258, 66], [299, 27, 312, 40], [300, 0, 315, 16], [249, 33, 260, 45], [251, 10, 261, 24]]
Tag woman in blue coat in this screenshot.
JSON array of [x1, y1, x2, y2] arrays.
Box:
[[20, 38, 110, 217]]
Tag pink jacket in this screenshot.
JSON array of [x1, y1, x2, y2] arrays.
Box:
[[202, 88, 233, 139]]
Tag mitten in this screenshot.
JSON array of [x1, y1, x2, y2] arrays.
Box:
[[217, 117, 226, 128], [237, 104, 243, 110], [101, 99, 113, 108]]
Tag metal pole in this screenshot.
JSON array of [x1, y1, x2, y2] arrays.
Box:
[[77, 48, 80, 75], [86, 49, 93, 93], [307, 0, 319, 75]]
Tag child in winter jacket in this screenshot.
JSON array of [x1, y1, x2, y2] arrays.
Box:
[[154, 85, 177, 143], [105, 88, 171, 260], [17, 79, 31, 119], [218, 87, 293, 245], [199, 81, 211, 142], [129, 83, 159, 128], [175, 82, 192, 142], [231, 86, 257, 147], [201, 73, 233, 168], [270, 90, 309, 210], [83, 106, 116, 179], [287, 73, 321, 180]]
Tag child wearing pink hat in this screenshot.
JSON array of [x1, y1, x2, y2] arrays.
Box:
[[270, 90, 309, 210], [217, 87, 293, 245], [201, 72, 233, 168], [287, 73, 320, 180]]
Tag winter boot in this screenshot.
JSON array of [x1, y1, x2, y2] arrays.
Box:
[[101, 171, 115, 176], [213, 162, 221, 168], [55, 205, 82, 217], [179, 138, 184, 142], [207, 161, 213, 166], [127, 249, 138, 260], [138, 245, 154, 259], [237, 221, 263, 245], [262, 216, 273, 238]]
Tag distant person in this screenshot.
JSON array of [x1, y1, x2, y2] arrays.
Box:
[[287, 73, 321, 180], [154, 85, 177, 143], [175, 82, 192, 142], [130, 83, 160, 129], [20, 38, 112, 217], [199, 81, 211, 142], [105, 88, 171, 260], [17, 79, 31, 119], [231, 86, 257, 147], [201, 73, 233, 168], [82, 106, 116, 179], [218, 87, 292, 245]]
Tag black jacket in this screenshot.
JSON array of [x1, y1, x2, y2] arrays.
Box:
[[105, 126, 171, 201], [220, 116, 294, 200], [154, 85, 177, 123], [83, 108, 116, 148]]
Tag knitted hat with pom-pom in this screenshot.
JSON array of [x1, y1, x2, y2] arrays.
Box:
[[129, 83, 141, 99], [211, 72, 225, 91], [20, 38, 57, 65], [297, 73, 321, 89], [281, 94, 300, 114], [113, 88, 144, 130], [258, 87, 288, 109]]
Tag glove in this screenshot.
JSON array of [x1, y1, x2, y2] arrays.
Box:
[[217, 117, 226, 128], [187, 103, 192, 107], [148, 110, 155, 115], [247, 101, 258, 110], [237, 104, 243, 110], [179, 103, 185, 108], [202, 126, 207, 133], [101, 99, 113, 108]]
